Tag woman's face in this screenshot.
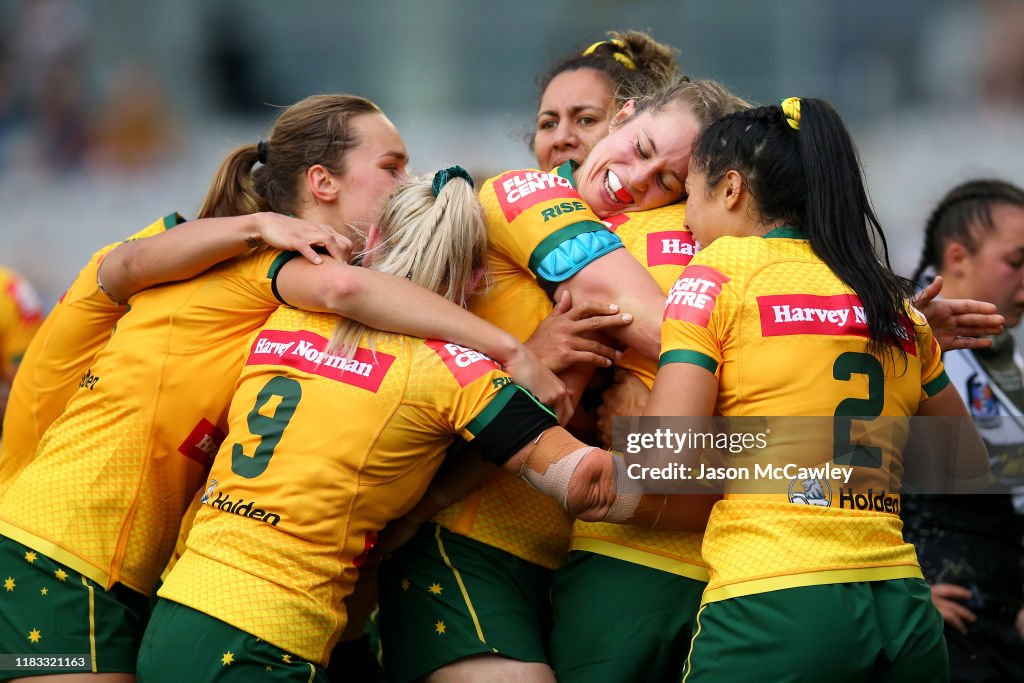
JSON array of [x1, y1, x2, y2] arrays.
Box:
[[534, 68, 615, 171], [681, 159, 732, 248], [575, 101, 700, 219], [332, 113, 409, 230], [955, 204, 1024, 327]]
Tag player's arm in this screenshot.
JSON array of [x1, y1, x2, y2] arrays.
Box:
[[554, 249, 666, 360], [645, 361, 718, 418], [912, 383, 990, 492], [275, 259, 570, 419], [501, 426, 715, 530], [98, 212, 351, 304]]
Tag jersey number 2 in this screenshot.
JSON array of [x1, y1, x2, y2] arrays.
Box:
[[231, 376, 302, 478], [832, 352, 884, 468]]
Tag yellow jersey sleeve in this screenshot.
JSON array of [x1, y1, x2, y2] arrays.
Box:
[[0, 213, 183, 495], [910, 308, 948, 399], [479, 164, 612, 279], [659, 256, 737, 377]]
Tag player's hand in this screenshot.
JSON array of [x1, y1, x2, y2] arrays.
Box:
[[253, 212, 353, 264], [525, 291, 629, 373], [596, 369, 652, 450], [930, 583, 977, 634], [914, 276, 1004, 351], [501, 344, 573, 424]]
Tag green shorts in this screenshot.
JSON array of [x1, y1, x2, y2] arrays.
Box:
[[683, 579, 947, 683], [0, 535, 148, 680], [137, 599, 327, 682], [550, 550, 705, 683], [376, 523, 552, 683]]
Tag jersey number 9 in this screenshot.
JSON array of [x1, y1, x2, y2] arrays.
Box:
[[231, 375, 302, 478]]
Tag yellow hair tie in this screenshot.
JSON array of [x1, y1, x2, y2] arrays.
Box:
[[779, 97, 801, 130], [581, 39, 637, 70]]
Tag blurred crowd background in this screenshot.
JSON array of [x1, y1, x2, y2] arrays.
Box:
[[1, 0, 1023, 310]]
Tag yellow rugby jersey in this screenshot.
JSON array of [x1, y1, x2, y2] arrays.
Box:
[[0, 247, 293, 594], [435, 162, 622, 569], [658, 226, 949, 602], [570, 203, 707, 580], [0, 214, 182, 497], [159, 306, 553, 665], [0, 267, 42, 378]]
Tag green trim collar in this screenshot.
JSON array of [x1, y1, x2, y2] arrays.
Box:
[[763, 225, 806, 240], [554, 161, 578, 188]]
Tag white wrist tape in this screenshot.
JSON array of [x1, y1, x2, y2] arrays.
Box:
[[520, 446, 592, 509], [603, 453, 643, 523]]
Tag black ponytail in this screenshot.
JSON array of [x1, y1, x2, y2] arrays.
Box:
[[692, 98, 915, 356]]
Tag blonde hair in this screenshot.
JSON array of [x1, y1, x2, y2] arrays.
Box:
[[636, 78, 752, 129], [328, 172, 487, 354], [196, 94, 381, 218]]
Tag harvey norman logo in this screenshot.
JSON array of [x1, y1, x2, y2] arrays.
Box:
[[757, 294, 915, 354], [495, 170, 579, 222], [246, 329, 394, 392], [647, 230, 696, 267]]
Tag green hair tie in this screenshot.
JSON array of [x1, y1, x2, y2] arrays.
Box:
[[432, 166, 474, 196]]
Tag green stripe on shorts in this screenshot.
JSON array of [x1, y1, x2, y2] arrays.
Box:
[[0, 535, 148, 680], [377, 523, 552, 683]]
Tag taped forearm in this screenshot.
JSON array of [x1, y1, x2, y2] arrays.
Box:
[[515, 428, 640, 522]]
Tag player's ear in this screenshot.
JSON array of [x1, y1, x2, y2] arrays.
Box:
[[307, 164, 339, 204], [610, 100, 636, 128], [942, 241, 969, 280], [722, 170, 744, 210]]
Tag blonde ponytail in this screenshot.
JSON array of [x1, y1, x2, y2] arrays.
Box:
[[328, 171, 487, 354]]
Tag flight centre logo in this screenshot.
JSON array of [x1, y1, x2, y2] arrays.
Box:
[[200, 479, 281, 526], [494, 170, 578, 222], [664, 265, 729, 326], [426, 339, 501, 387], [788, 477, 832, 507]]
